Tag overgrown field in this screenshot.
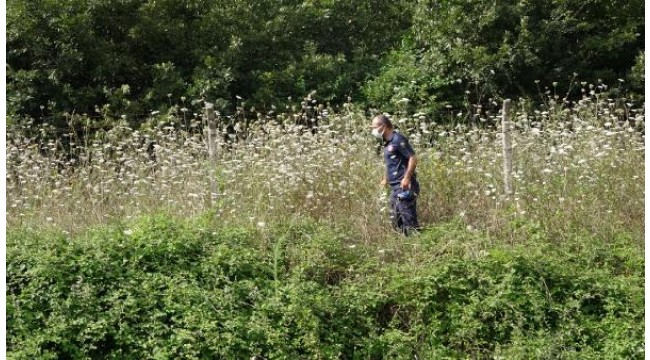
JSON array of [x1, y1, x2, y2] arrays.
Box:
[[6, 97, 645, 358]]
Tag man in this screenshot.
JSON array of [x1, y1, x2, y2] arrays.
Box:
[[370, 114, 420, 235]]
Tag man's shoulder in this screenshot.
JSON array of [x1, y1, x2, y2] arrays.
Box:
[[391, 131, 407, 143], [393, 131, 412, 146]]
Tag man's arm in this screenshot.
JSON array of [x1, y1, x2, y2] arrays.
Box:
[[401, 155, 417, 189]]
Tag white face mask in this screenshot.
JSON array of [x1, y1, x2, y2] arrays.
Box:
[[371, 126, 384, 140]]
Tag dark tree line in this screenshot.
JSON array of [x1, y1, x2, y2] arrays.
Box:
[[7, 0, 644, 129]]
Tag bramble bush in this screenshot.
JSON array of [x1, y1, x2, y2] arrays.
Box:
[[7, 215, 643, 359]]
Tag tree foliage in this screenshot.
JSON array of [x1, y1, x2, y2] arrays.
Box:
[[7, 0, 412, 125], [409, 0, 644, 102], [6, 0, 644, 125]]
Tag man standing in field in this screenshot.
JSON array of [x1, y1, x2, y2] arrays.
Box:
[[370, 114, 420, 236]]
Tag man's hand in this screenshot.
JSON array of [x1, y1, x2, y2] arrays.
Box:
[[400, 177, 411, 190], [380, 176, 387, 187]]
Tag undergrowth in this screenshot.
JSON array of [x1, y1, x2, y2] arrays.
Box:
[[7, 215, 644, 359]]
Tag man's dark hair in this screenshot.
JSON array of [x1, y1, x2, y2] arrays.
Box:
[[374, 114, 393, 129]]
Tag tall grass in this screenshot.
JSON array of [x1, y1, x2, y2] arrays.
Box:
[[6, 91, 644, 248]]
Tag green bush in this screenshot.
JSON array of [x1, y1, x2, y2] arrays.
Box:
[[7, 215, 644, 359], [362, 45, 448, 115], [629, 50, 644, 94], [410, 0, 644, 104]]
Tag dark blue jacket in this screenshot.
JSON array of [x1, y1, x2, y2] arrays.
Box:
[[383, 131, 417, 187]]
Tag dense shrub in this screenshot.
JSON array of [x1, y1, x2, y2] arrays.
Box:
[[7, 215, 644, 359], [420, 0, 643, 88], [383, 0, 646, 111]]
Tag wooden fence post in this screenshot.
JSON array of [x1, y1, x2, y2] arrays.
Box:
[[502, 99, 513, 197], [204, 102, 218, 205]]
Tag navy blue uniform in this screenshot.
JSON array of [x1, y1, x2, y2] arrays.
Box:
[[383, 132, 420, 235]]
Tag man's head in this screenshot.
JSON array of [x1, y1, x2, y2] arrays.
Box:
[[370, 114, 393, 140]]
